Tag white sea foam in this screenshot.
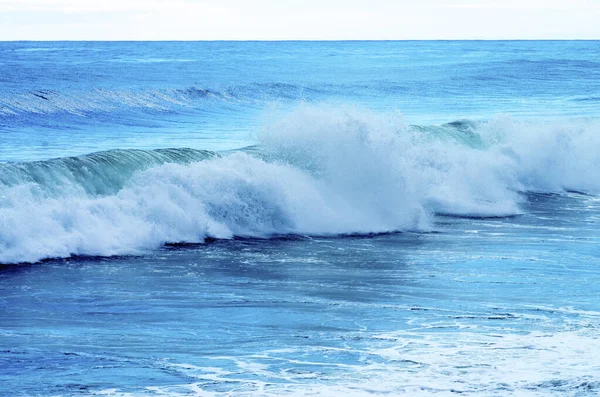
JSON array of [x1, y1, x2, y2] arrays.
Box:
[[1, 105, 599, 263], [90, 327, 600, 396]]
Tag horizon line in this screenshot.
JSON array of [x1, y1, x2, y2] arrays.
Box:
[[2, 38, 600, 42]]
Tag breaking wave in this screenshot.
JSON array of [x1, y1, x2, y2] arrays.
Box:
[[1, 105, 599, 263]]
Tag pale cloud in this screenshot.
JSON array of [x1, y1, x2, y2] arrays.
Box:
[[0, 0, 598, 40], [446, 0, 600, 9], [0, 0, 200, 13]]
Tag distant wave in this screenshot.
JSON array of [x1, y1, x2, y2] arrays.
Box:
[[0, 83, 323, 120], [1, 105, 599, 264], [572, 96, 600, 102], [0, 87, 231, 118]]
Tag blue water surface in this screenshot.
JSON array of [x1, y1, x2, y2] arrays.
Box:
[[1, 41, 600, 396]]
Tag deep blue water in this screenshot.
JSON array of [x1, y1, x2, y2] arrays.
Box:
[[1, 41, 600, 396]]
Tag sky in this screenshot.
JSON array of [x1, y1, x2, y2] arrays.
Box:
[[0, 0, 599, 40]]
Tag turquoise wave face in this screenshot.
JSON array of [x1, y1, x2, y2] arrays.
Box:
[[0, 148, 218, 196]]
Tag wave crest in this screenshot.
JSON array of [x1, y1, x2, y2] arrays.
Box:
[[1, 105, 599, 263]]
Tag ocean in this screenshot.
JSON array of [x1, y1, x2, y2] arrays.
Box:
[[1, 41, 599, 396]]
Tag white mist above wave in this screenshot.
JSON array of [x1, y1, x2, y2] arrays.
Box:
[[1, 105, 599, 263]]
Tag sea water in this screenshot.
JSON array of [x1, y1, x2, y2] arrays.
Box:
[[1, 41, 599, 396]]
